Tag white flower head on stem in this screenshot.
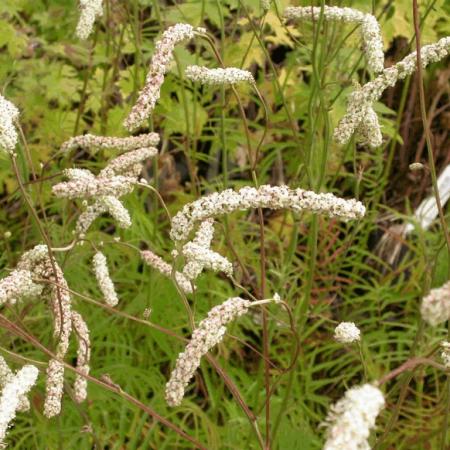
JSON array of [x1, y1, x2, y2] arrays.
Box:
[[0, 364, 38, 447], [334, 322, 361, 344], [0, 94, 20, 153], [420, 280, 450, 326], [323, 383, 385, 450]]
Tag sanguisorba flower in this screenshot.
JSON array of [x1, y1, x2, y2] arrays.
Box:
[[177, 219, 233, 281], [323, 383, 385, 450], [71, 311, 91, 403], [52, 147, 158, 236], [284, 6, 385, 73], [76, 0, 103, 40], [170, 185, 366, 243], [92, 251, 119, 307], [420, 280, 450, 326], [165, 297, 252, 406], [0, 94, 20, 153], [0, 364, 38, 448], [124, 24, 205, 131], [185, 66, 255, 85], [334, 36, 450, 147], [60, 132, 160, 153], [334, 322, 361, 344]]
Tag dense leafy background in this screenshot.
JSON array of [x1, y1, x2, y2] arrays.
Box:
[[0, 0, 449, 448]]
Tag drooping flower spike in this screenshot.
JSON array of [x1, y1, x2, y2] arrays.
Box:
[[284, 6, 385, 73], [124, 24, 206, 131], [170, 185, 366, 244], [60, 132, 160, 153], [165, 295, 281, 406], [334, 36, 450, 147], [71, 311, 91, 403], [92, 252, 119, 307], [11, 245, 91, 417]]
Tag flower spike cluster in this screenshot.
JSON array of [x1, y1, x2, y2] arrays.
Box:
[[141, 249, 194, 294], [1, 245, 91, 417], [92, 252, 119, 307], [323, 383, 385, 450], [284, 6, 385, 73], [334, 36, 450, 147], [420, 280, 450, 327], [76, 0, 103, 40], [52, 147, 158, 236], [185, 66, 255, 86], [0, 364, 38, 448], [17, 246, 73, 418], [0, 94, 20, 153], [124, 24, 204, 131], [60, 132, 160, 153], [165, 297, 252, 406], [170, 185, 366, 243]]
